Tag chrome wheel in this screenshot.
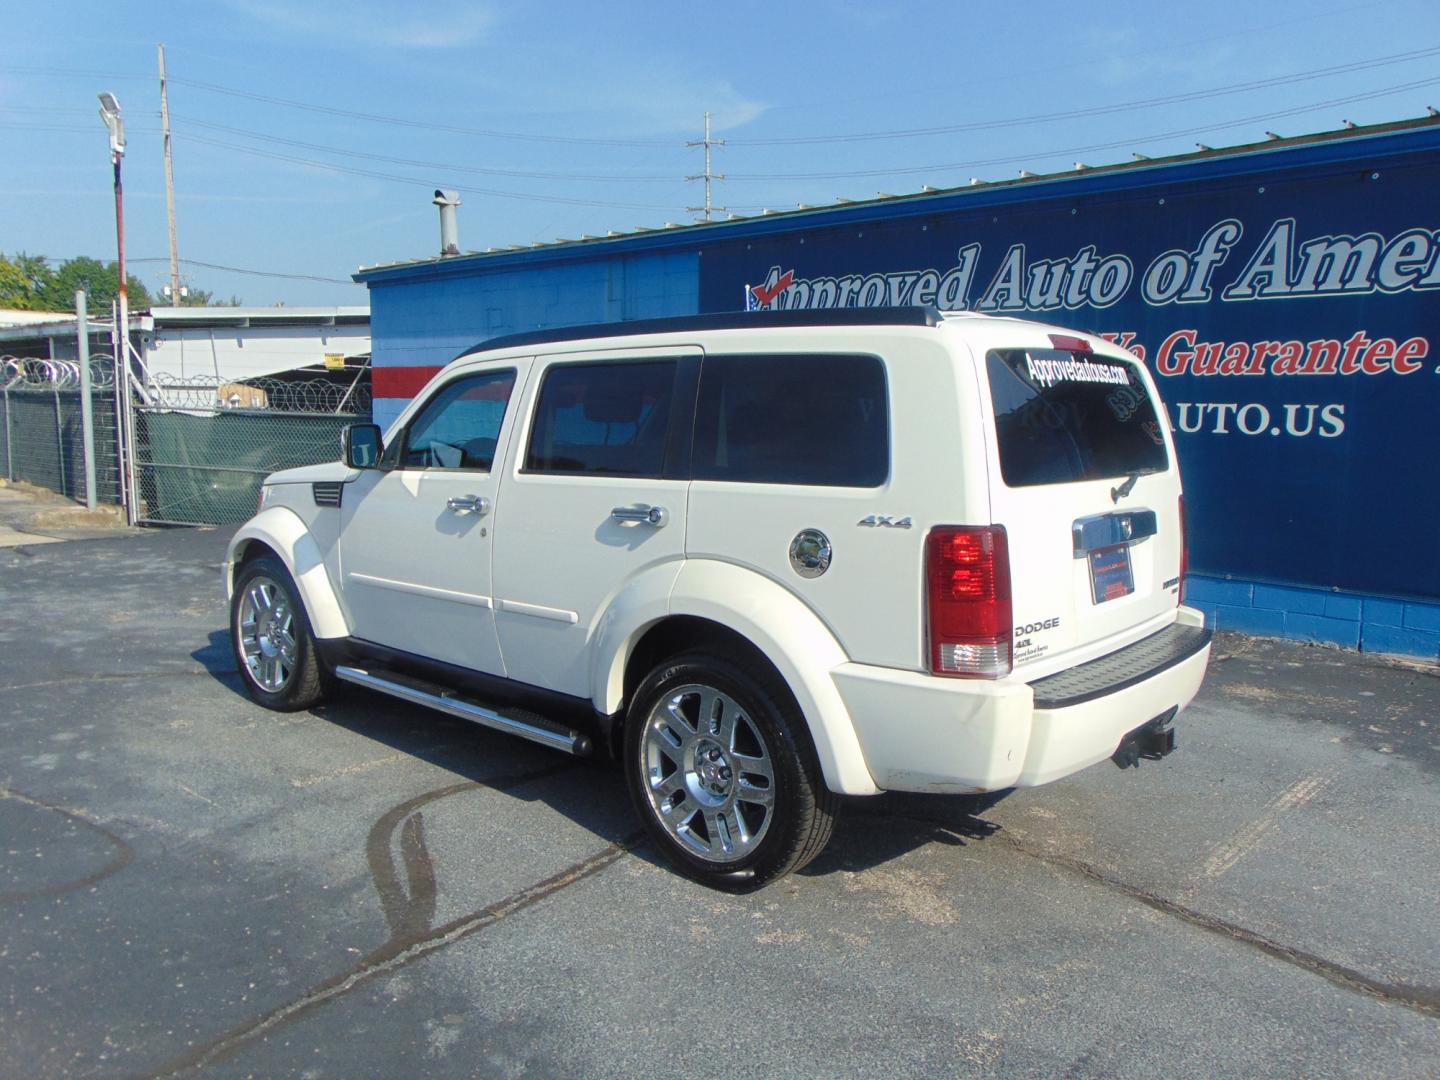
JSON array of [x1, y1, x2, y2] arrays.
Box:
[[641, 683, 776, 863], [237, 575, 298, 693]]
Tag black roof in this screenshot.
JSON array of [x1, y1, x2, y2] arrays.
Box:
[[469, 305, 944, 354]]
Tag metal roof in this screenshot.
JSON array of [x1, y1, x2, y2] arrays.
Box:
[[0, 306, 371, 347], [354, 115, 1440, 284], [0, 314, 94, 345], [0, 309, 75, 328], [147, 306, 369, 327]]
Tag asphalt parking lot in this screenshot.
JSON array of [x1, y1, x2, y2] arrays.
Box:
[[2, 520, 1437, 1078]]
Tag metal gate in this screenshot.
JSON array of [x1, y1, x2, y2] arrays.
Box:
[[131, 376, 370, 526]]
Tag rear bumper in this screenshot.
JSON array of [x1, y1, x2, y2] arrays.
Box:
[[833, 607, 1212, 794]]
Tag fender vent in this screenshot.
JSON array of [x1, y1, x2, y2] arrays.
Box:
[[312, 481, 343, 508]]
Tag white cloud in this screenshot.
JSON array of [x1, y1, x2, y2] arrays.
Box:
[[227, 0, 499, 49], [606, 76, 768, 136]]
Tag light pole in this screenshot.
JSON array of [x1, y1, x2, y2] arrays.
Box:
[[98, 92, 135, 522], [97, 92, 127, 347]]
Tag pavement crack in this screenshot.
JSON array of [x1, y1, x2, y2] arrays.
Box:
[[998, 831, 1440, 1017], [141, 762, 640, 1078], [0, 786, 135, 901], [874, 809, 1440, 1018]]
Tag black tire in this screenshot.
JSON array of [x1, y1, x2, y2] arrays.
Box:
[[230, 554, 327, 712], [624, 651, 837, 891]]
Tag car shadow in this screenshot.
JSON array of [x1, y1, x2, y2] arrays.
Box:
[[193, 629, 242, 690], [193, 627, 1012, 884], [804, 791, 1010, 878]]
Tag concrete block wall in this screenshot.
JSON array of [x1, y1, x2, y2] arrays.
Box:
[[1186, 574, 1440, 661]]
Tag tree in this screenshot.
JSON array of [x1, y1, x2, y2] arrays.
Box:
[[38, 257, 152, 313], [0, 258, 33, 309], [177, 285, 243, 307], [0, 252, 54, 310]]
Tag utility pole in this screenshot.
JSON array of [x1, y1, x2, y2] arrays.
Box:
[[686, 111, 725, 222], [158, 43, 182, 305]]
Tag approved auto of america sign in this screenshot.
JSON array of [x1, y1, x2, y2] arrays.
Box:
[[700, 134, 1440, 598]]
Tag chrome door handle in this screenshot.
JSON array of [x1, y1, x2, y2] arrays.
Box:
[[611, 504, 669, 528], [446, 494, 490, 515]]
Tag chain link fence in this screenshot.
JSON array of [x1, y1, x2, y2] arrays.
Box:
[[133, 375, 371, 526], [0, 356, 122, 505], [2, 354, 371, 526]]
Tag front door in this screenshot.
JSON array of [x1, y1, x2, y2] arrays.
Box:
[[338, 362, 528, 674], [491, 348, 698, 697]]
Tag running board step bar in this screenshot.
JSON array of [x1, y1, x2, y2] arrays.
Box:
[[333, 665, 593, 757]]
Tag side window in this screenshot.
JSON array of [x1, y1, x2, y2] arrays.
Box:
[[692, 354, 889, 487], [525, 360, 677, 477], [402, 369, 516, 470]]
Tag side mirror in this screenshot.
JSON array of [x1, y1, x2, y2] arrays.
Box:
[[343, 423, 383, 469]]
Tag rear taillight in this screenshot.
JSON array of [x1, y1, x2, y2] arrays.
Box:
[[1048, 333, 1092, 354], [926, 526, 1012, 678], [1178, 494, 1188, 602]]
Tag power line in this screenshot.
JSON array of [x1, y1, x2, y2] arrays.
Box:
[[128, 257, 355, 285], [6, 49, 1435, 224], [0, 121, 159, 135], [0, 66, 150, 81], [169, 116, 682, 182], [723, 76, 1440, 182], [728, 45, 1440, 145], [127, 46, 1440, 203], [166, 74, 678, 148], [0, 105, 122, 116], [761, 0, 1404, 113], [0, 117, 693, 210], [174, 131, 690, 211], [16, 254, 356, 286], [130, 43, 1440, 156], [5, 43, 1431, 164]]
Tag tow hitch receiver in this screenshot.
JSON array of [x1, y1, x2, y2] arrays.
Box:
[[1112, 708, 1178, 769]]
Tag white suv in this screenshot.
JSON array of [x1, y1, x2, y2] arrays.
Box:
[[226, 307, 1210, 889]]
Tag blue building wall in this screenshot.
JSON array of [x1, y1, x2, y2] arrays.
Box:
[[1184, 576, 1440, 658], [370, 251, 698, 429]]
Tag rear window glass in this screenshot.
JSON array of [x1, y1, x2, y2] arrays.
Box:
[[986, 348, 1168, 487], [693, 354, 888, 487]]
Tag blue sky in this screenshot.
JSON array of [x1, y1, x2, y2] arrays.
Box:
[[3, 0, 1438, 306]]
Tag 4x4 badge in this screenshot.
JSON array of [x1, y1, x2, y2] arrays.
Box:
[[858, 515, 912, 529]]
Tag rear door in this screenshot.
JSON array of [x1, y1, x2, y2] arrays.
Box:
[[684, 348, 919, 669], [976, 330, 1183, 676], [490, 347, 698, 697]]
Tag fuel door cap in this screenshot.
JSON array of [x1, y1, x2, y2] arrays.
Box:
[[789, 529, 832, 579]]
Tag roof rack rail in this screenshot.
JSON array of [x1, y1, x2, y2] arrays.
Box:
[[469, 305, 945, 353]]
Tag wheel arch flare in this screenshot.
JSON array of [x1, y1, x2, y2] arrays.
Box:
[[225, 507, 349, 641], [592, 558, 882, 797]]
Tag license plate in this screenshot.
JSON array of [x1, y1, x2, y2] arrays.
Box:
[[1089, 544, 1134, 603]]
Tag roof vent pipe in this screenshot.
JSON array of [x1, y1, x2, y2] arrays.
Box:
[[433, 189, 461, 256]]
